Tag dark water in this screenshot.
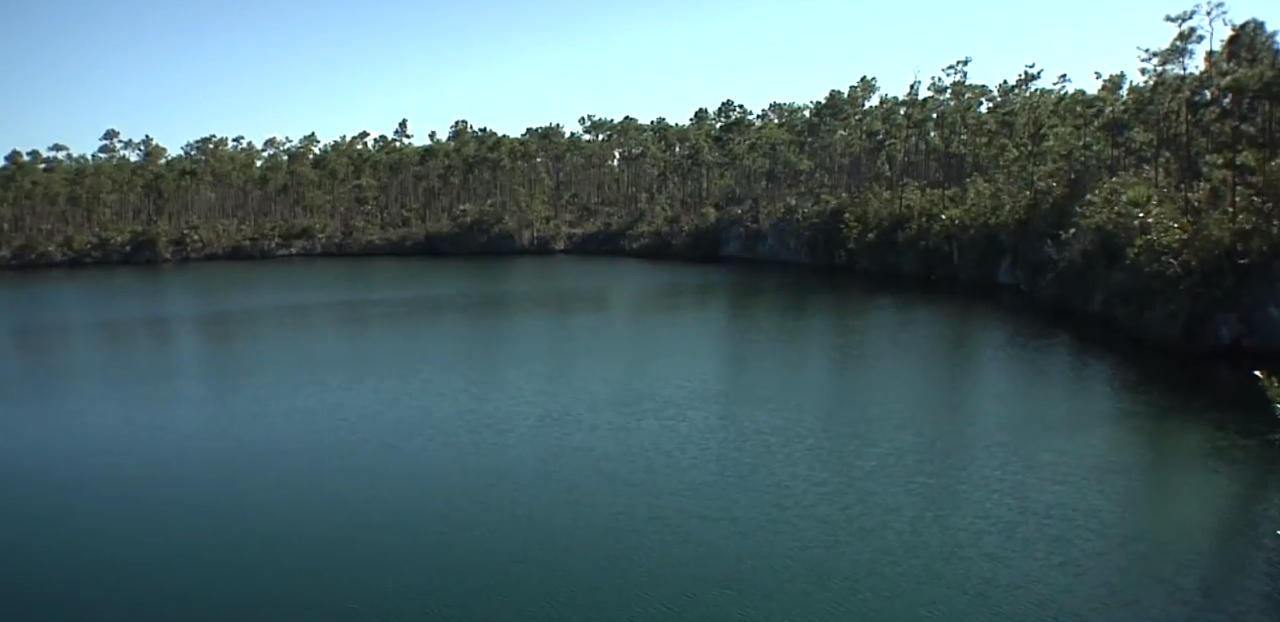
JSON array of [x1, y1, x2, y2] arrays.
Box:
[[1, 256, 1278, 622]]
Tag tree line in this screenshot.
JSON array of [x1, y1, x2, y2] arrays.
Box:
[[1, 4, 1278, 291]]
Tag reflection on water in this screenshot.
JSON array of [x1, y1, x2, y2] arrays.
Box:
[[0, 256, 1277, 622]]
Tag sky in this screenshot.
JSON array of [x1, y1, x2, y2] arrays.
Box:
[[3, 0, 1277, 154]]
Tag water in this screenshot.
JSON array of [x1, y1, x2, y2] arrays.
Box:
[[1, 256, 1277, 622]]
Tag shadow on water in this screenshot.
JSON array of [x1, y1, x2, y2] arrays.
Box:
[[4, 254, 1277, 441], [702, 258, 1280, 621], [697, 259, 1280, 441]]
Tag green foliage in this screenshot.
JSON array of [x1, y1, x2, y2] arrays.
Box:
[[1, 5, 1278, 284], [1254, 370, 1280, 416]]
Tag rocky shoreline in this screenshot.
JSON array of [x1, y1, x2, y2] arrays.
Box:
[[6, 219, 1280, 359]]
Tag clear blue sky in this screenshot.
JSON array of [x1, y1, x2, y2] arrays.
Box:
[[3, 0, 1277, 154]]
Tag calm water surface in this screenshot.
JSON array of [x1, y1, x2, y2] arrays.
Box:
[[1, 256, 1278, 622]]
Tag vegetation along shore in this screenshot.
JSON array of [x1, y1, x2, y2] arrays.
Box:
[[2, 4, 1278, 357]]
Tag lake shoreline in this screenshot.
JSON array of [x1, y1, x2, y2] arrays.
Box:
[[5, 222, 1280, 365]]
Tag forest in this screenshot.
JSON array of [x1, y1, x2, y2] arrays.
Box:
[[1, 4, 1278, 307]]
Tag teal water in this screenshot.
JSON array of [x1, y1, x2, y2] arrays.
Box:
[[1, 256, 1277, 622]]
